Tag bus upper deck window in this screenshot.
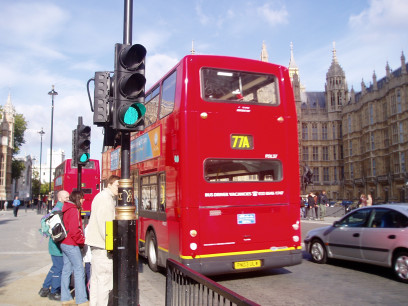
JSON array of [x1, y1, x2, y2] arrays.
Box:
[[202, 68, 279, 105]]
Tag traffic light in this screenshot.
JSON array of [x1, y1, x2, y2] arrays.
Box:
[[112, 43, 146, 131], [77, 122, 91, 165], [93, 71, 112, 126]]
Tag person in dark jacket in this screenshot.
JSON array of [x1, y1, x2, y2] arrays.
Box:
[[318, 190, 328, 221], [307, 193, 316, 220], [60, 190, 88, 306]]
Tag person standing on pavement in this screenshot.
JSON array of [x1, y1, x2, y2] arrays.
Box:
[[307, 193, 315, 220], [38, 190, 70, 301], [367, 194, 373, 206], [319, 190, 328, 221], [12, 196, 21, 217], [86, 175, 120, 306], [60, 190, 88, 306], [4, 200, 8, 211]]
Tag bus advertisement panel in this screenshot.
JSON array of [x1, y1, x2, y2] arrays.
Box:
[[102, 55, 301, 275]]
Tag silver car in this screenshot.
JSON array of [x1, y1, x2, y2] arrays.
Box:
[[304, 204, 408, 283]]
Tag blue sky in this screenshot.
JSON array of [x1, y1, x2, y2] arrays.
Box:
[[1, 0, 407, 167]]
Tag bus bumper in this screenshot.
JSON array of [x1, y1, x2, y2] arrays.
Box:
[[180, 248, 302, 276]]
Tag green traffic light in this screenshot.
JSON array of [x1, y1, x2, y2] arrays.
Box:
[[79, 153, 90, 163], [120, 102, 146, 126]]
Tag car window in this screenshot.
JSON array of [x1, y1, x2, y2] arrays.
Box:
[[338, 209, 371, 227], [369, 208, 408, 228]]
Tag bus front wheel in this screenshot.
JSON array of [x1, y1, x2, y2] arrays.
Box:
[[146, 231, 159, 272]]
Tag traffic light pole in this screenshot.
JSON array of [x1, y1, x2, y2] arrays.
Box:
[[112, 1, 139, 305]]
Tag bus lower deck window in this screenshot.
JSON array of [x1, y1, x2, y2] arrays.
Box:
[[204, 159, 282, 182]]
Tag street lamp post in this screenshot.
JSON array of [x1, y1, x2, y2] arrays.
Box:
[[48, 85, 58, 212], [37, 128, 45, 214]]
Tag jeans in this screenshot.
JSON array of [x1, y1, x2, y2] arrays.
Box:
[[60, 244, 88, 304], [42, 255, 63, 293]]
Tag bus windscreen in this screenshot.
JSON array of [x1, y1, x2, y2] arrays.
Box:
[[201, 68, 279, 105]]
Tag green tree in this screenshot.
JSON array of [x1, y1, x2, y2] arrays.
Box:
[[11, 113, 28, 180]]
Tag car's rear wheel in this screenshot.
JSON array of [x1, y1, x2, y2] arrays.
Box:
[[393, 251, 408, 283], [310, 239, 327, 264]]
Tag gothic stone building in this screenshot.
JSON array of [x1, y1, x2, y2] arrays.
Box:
[[0, 93, 15, 202], [266, 43, 408, 203]]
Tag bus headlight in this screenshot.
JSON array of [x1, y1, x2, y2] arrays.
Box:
[[293, 236, 300, 242], [292, 223, 299, 230], [190, 243, 198, 251], [190, 230, 197, 237]]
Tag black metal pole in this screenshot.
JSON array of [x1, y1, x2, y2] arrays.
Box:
[[37, 128, 45, 214], [48, 86, 58, 212], [77, 164, 82, 191], [113, 1, 139, 305]]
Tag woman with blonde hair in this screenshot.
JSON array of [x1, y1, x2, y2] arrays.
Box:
[[367, 194, 373, 206]]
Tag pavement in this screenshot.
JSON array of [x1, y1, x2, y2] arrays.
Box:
[[0, 209, 163, 306], [0, 208, 343, 306]]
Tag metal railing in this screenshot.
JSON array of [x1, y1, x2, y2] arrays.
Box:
[[166, 259, 260, 306]]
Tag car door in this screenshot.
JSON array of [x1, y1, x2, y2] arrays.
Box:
[[327, 208, 372, 260], [361, 208, 408, 265]]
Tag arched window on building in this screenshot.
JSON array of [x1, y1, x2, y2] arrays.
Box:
[[312, 123, 318, 140], [302, 123, 308, 140]]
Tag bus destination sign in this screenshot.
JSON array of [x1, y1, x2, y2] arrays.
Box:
[[231, 134, 253, 150]]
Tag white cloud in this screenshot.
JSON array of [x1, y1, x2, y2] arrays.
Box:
[[0, 2, 69, 57], [257, 3, 289, 26], [349, 0, 408, 40], [145, 54, 180, 88], [195, 1, 210, 26]]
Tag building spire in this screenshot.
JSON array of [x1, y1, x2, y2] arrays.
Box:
[[289, 42, 297, 69], [401, 51, 407, 74], [332, 41, 338, 63], [260, 41, 268, 62], [191, 40, 195, 55]]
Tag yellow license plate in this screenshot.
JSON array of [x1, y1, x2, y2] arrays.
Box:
[[233, 260, 262, 269]]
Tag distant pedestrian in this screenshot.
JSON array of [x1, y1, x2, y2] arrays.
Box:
[[319, 191, 328, 221], [367, 194, 373, 206], [12, 196, 20, 217], [300, 197, 306, 219], [38, 190, 70, 301], [359, 194, 367, 207], [307, 193, 316, 219], [4, 200, 8, 211], [60, 190, 88, 305], [314, 193, 319, 220]]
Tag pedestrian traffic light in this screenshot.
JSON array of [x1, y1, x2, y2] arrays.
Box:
[[112, 43, 146, 131], [93, 71, 112, 126], [72, 129, 78, 167], [77, 123, 91, 165]]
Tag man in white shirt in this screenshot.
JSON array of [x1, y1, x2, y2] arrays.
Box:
[[85, 175, 120, 306]]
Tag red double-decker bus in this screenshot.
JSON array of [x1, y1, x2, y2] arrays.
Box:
[[102, 55, 302, 275], [54, 159, 100, 217]]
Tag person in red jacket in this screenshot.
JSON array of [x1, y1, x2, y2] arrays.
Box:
[[60, 190, 88, 306]]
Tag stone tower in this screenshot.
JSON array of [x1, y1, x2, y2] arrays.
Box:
[[325, 42, 348, 113], [0, 93, 15, 201]]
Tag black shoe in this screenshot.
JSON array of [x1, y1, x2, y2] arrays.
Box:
[[38, 287, 50, 297], [48, 292, 61, 301]]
